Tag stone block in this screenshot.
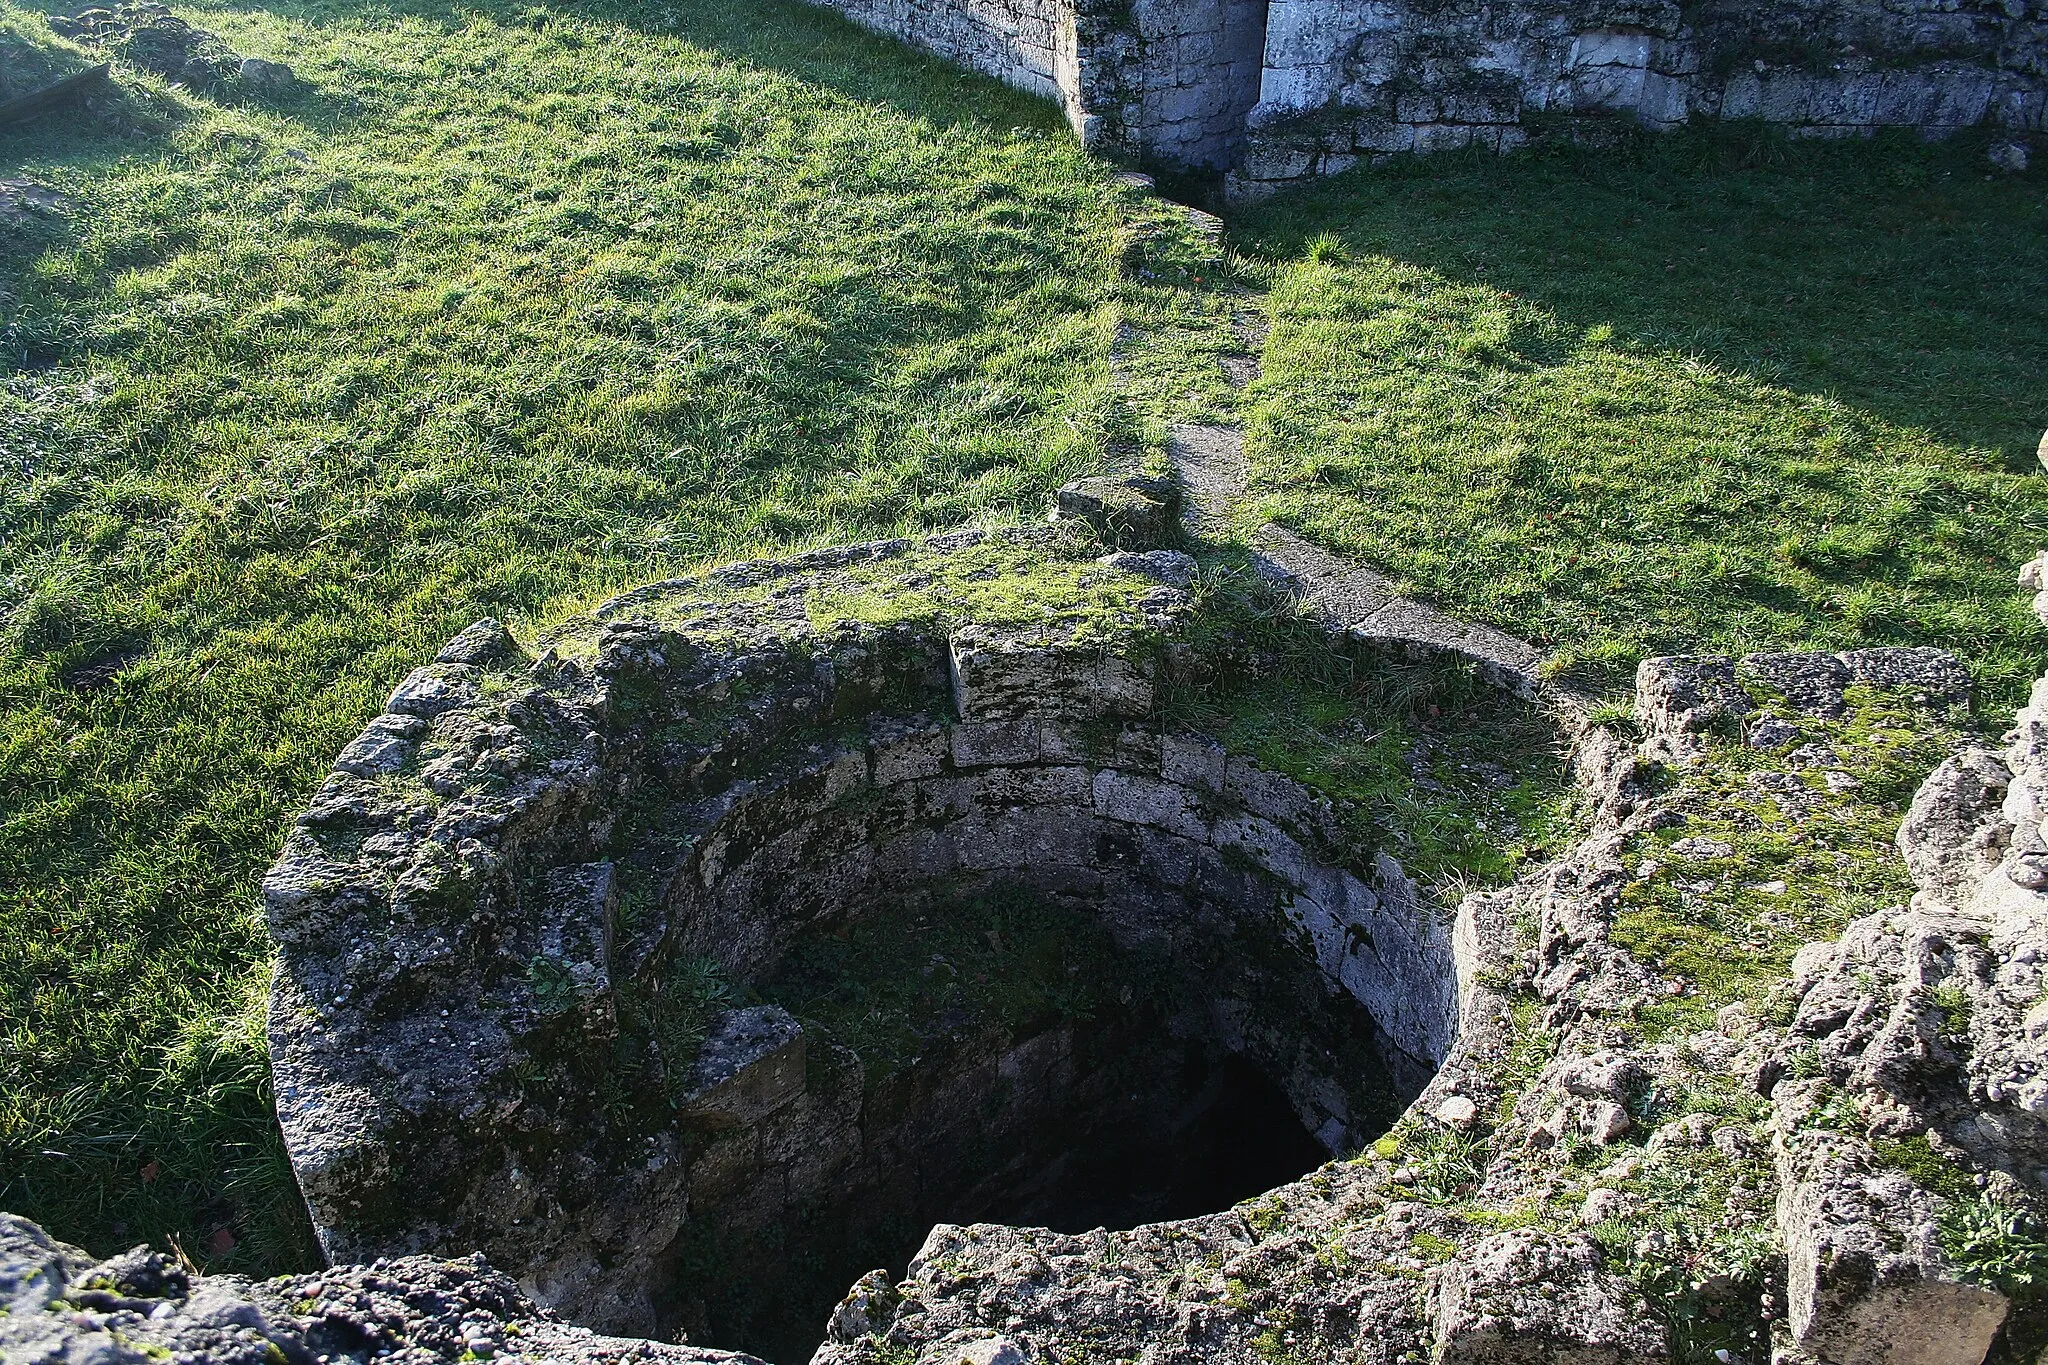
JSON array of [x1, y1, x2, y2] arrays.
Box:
[[950, 808, 1096, 872], [1161, 733, 1225, 792], [1778, 1136, 2009, 1365], [385, 663, 478, 719], [949, 626, 1159, 723], [874, 828, 961, 882], [952, 719, 1040, 768], [1432, 1230, 1667, 1363], [677, 1006, 806, 1130], [1051, 473, 1181, 548], [972, 764, 1092, 810], [1094, 768, 1212, 840], [1568, 30, 1651, 70], [1395, 92, 1440, 122], [873, 725, 949, 785], [1352, 115, 1417, 153], [334, 713, 428, 777]]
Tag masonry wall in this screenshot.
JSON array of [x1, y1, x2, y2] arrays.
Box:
[[813, 0, 1088, 130], [807, 0, 2045, 193], [1233, 0, 2048, 199]]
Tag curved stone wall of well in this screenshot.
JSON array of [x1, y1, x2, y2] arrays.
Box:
[[261, 532, 1483, 1340], [662, 714, 1460, 1119]]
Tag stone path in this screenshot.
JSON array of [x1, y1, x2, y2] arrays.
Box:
[[1103, 174, 1564, 701], [1170, 294, 1553, 699]]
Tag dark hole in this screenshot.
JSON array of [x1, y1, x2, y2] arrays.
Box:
[[670, 1028, 1349, 1365], [654, 883, 1408, 1365], [975, 1052, 1329, 1235]]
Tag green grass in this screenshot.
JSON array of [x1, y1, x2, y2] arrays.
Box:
[[1237, 132, 2048, 701], [7, 0, 2048, 1289], [1161, 563, 1575, 890], [0, 0, 1137, 1271]]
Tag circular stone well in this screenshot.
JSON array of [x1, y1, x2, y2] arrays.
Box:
[[263, 527, 1545, 1362]]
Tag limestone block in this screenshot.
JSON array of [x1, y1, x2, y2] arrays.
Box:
[[1431, 1230, 1667, 1363], [949, 806, 1097, 871], [1570, 63, 1649, 112], [1241, 138, 1317, 180], [1161, 732, 1226, 792], [677, 1007, 806, 1129], [1721, 71, 1762, 119], [916, 1331, 1029, 1365], [1094, 768, 1212, 840], [1569, 30, 1652, 70], [1896, 748, 2013, 912], [430, 618, 513, 667], [1352, 115, 1418, 152], [953, 718, 1041, 768], [949, 624, 1159, 723], [385, 662, 480, 719], [331, 713, 427, 777], [1413, 123, 1482, 155], [874, 827, 963, 882], [873, 724, 950, 785], [1777, 1136, 2008, 1365], [1051, 473, 1180, 547]]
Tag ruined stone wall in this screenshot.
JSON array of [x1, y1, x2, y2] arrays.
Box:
[[808, 0, 1088, 129], [1236, 0, 2047, 195], [807, 0, 1274, 171], [809, 0, 2046, 193], [260, 529, 1466, 1344]]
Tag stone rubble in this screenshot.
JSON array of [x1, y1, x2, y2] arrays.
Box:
[[49, 3, 295, 95], [0, 1211, 765, 1365]]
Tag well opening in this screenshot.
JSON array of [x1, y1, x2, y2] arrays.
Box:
[[623, 684, 1459, 1362], [264, 532, 1560, 1365], [650, 867, 1411, 1362]]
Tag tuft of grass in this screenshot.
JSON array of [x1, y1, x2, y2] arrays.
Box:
[[1237, 132, 2048, 704]]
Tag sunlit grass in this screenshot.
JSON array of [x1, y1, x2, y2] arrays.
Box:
[[0, 0, 1129, 1270], [1238, 133, 2048, 702]]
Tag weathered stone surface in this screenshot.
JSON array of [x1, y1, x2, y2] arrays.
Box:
[[678, 1006, 807, 1129], [0, 1211, 764, 1365], [264, 525, 1458, 1345], [1775, 1127, 2009, 1365], [803, 0, 2047, 196], [259, 515, 2048, 1365], [1050, 473, 1182, 547], [1431, 1230, 1668, 1364]]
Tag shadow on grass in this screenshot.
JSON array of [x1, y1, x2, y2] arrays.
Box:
[[158, 0, 1066, 138], [1234, 127, 2048, 466]]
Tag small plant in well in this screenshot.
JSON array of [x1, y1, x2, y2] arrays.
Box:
[[655, 955, 737, 1094], [524, 956, 579, 1017]]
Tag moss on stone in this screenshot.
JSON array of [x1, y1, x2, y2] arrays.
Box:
[[1610, 683, 1966, 1040]]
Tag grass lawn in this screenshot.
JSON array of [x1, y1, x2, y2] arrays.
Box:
[[0, 0, 1135, 1271], [1237, 134, 2048, 702], [2, 0, 2044, 1289]]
